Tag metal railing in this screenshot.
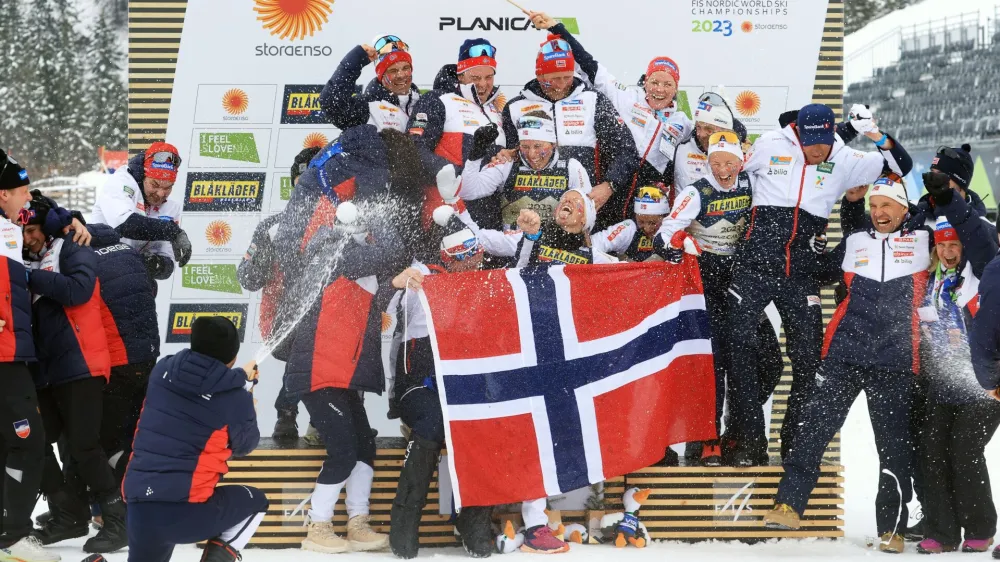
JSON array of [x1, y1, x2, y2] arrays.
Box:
[[30, 179, 98, 215]]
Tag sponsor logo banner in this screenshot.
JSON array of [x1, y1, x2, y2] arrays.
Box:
[[268, 174, 293, 213], [280, 84, 326, 124], [166, 303, 249, 343], [194, 84, 277, 124], [173, 262, 249, 299], [188, 128, 271, 168], [274, 128, 339, 171], [722, 86, 788, 130], [185, 172, 266, 212], [183, 214, 259, 257]]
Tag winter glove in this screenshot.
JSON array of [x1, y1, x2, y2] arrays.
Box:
[[652, 232, 684, 264], [810, 233, 828, 254], [468, 124, 499, 162], [436, 165, 462, 205], [171, 229, 192, 268], [848, 104, 879, 136], [143, 253, 173, 281], [923, 171, 955, 206]]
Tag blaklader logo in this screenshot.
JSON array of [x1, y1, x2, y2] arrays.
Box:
[[185, 172, 266, 212], [254, 0, 336, 56], [280, 85, 325, 124], [438, 16, 579, 32], [166, 303, 249, 343]]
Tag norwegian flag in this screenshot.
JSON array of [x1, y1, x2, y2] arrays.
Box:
[[419, 258, 716, 508]]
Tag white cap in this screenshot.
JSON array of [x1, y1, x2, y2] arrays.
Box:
[[633, 186, 670, 216], [517, 115, 557, 143], [869, 175, 909, 208], [695, 99, 734, 129]]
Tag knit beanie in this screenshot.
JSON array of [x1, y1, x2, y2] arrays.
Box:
[[191, 316, 241, 365], [930, 144, 974, 189], [143, 142, 181, 183], [535, 35, 575, 76], [291, 146, 321, 184], [933, 216, 959, 245], [0, 149, 29, 190], [646, 57, 680, 84], [457, 39, 497, 74], [376, 50, 412, 80]]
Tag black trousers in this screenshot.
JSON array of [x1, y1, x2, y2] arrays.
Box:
[[920, 400, 1000, 545], [101, 361, 154, 483], [302, 388, 376, 485], [701, 253, 735, 429], [726, 267, 824, 458], [909, 374, 930, 506], [38, 377, 116, 498], [0, 362, 45, 546]]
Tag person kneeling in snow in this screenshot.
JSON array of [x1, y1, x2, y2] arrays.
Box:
[[123, 317, 267, 562]]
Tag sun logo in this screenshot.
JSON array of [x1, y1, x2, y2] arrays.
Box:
[[205, 220, 233, 247], [734, 90, 761, 117], [221, 88, 249, 116], [254, 0, 333, 41], [495, 91, 508, 113], [741, 21, 753, 33], [303, 132, 329, 149]]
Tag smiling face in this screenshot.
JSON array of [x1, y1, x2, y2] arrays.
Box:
[[936, 240, 963, 270], [635, 213, 664, 238], [554, 190, 587, 234], [538, 71, 575, 101], [869, 195, 908, 233], [22, 223, 45, 254], [695, 122, 724, 152], [458, 67, 496, 103], [709, 151, 742, 188], [519, 140, 555, 170], [382, 61, 413, 95], [803, 143, 832, 165], [644, 70, 677, 111]]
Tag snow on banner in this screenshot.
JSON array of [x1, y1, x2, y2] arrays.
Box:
[[419, 259, 717, 508]]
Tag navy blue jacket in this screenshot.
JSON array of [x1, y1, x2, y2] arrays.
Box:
[[972, 252, 1000, 391], [29, 233, 110, 388], [320, 45, 419, 130], [124, 350, 258, 503], [89, 224, 159, 367]]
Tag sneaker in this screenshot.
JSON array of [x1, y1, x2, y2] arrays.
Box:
[[346, 515, 388, 552], [303, 424, 323, 447], [272, 409, 298, 442], [916, 538, 957, 554], [0, 535, 61, 561], [700, 440, 722, 467], [520, 525, 569, 554], [905, 520, 925, 542], [302, 520, 350, 554], [962, 538, 994, 553], [879, 532, 905, 554], [763, 504, 801, 530]]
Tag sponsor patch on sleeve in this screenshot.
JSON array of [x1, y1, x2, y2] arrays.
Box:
[[123, 185, 135, 197]]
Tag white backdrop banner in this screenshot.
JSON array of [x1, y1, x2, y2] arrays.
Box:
[[158, 0, 830, 438]]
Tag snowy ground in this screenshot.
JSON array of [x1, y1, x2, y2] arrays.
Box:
[[38, 395, 1000, 561]]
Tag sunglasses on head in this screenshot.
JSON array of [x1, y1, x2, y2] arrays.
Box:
[[376, 40, 409, 59], [936, 146, 971, 170], [466, 44, 496, 58], [539, 39, 570, 55], [150, 151, 181, 167], [374, 35, 406, 52]]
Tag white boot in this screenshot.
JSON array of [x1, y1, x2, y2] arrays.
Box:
[[0, 535, 61, 561]]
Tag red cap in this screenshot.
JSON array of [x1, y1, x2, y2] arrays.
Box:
[[376, 50, 412, 80], [646, 57, 680, 84], [144, 142, 180, 182], [457, 54, 496, 74], [934, 223, 959, 244], [535, 34, 575, 77]]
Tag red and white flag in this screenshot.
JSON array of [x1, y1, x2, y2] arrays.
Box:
[[419, 259, 716, 508]]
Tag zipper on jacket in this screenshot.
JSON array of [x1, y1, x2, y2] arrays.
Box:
[[881, 238, 888, 282], [784, 163, 808, 277], [351, 337, 363, 364]]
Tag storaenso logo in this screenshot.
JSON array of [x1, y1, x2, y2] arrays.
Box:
[[439, 16, 579, 33], [255, 43, 334, 57], [253, 0, 335, 56], [199, 133, 260, 163], [166, 303, 249, 343], [281, 85, 325, 124], [185, 172, 266, 212], [182, 264, 243, 295]]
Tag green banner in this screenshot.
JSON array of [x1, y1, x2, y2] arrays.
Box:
[[182, 263, 243, 294], [280, 176, 294, 201], [199, 132, 260, 163]]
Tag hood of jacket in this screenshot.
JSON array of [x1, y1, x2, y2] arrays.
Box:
[[87, 223, 123, 248], [161, 349, 248, 397]]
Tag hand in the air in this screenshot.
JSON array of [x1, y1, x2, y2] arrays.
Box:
[[528, 11, 558, 30], [361, 44, 377, 62], [844, 185, 869, 202], [517, 209, 542, 236]]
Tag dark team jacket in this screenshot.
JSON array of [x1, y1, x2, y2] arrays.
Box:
[[0, 213, 34, 363], [89, 224, 159, 367], [972, 251, 1000, 391], [820, 196, 994, 374], [29, 233, 110, 387], [320, 45, 420, 131], [124, 349, 258, 504]]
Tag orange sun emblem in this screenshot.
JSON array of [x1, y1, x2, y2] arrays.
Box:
[[205, 220, 233, 247], [303, 132, 329, 149], [741, 21, 753, 33], [221, 88, 249, 116], [734, 90, 762, 117], [254, 0, 333, 41]]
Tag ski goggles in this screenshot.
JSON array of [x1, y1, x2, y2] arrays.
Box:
[[539, 38, 570, 55], [148, 151, 182, 168], [374, 35, 409, 55], [465, 44, 496, 58], [933, 146, 972, 172], [699, 92, 733, 113], [440, 234, 483, 262]]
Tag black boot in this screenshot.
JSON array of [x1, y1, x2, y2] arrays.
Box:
[[455, 506, 493, 558], [83, 492, 128, 553], [655, 447, 679, 467], [272, 409, 298, 442], [904, 519, 924, 542], [390, 436, 440, 559], [31, 488, 90, 545], [201, 538, 241, 561], [684, 441, 702, 464]]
